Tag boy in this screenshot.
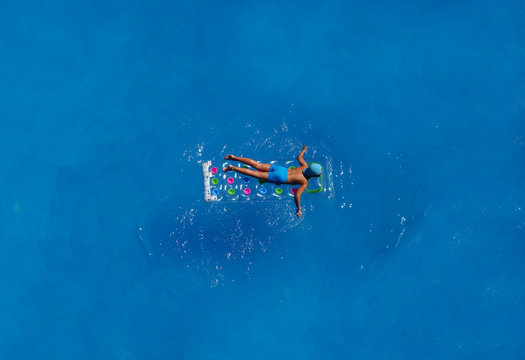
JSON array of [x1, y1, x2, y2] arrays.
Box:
[[223, 146, 323, 217]]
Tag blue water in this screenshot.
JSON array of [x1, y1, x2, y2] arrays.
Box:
[[1, 0, 524, 358]]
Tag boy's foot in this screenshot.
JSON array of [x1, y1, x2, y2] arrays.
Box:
[[223, 165, 234, 172]]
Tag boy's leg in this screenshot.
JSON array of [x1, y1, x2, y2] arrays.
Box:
[[223, 165, 269, 180], [225, 155, 271, 172]]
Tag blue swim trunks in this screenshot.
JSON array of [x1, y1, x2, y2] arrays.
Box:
[[267, 164, 288, 184]]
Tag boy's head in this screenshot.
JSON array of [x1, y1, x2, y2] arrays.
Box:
[[303, 163, 323, 178]]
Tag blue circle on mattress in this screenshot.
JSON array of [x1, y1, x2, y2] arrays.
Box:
[[243, 177, 250, 183], [211, 189, 219, 196], [259, 188, 267, 195]]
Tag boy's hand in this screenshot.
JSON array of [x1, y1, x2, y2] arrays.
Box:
[[296, 209, 302, 218], [302, 145, 308, 151]]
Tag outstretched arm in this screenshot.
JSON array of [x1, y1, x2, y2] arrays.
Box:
[[294, 182, 308, 218], [297, 145, 308, 166]]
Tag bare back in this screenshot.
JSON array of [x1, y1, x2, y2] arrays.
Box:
[[286, 165, 309, 185]]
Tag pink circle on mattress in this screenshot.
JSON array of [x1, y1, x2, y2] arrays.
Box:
[[227, 177, 234, 184], [243, 188, 251, 195], [291, 188, 297, 195], [210, 167, 217, 174]]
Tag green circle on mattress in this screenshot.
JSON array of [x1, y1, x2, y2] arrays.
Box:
[[228, 188, 235, 195], [275, 188, 283, 195], [211, 178, 219, 185]]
